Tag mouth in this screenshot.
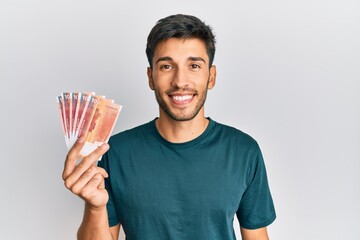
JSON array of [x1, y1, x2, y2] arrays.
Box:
[[168, 94, 195, 105]]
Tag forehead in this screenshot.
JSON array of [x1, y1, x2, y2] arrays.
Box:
[[153, 38, 208, 61]]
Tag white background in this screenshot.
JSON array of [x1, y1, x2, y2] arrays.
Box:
[[1, 0, 359, 239]]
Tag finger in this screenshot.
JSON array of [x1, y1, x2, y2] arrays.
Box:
[[69, 166, 108, 195], [98, 176, 105, 190], [64, 143, 109, 189], [62, 136, 86, 180], [81, 143, 110, 165], [79, 173, 104, 200], [95, 165, 108, 178]]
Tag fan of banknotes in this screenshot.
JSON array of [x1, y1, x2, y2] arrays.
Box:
[[57, 92, 122, 157]]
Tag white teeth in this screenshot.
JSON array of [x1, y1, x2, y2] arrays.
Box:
[[172, 95, 192, 102]]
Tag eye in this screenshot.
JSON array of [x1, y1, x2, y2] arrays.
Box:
[[190, 64, 201, 70], [160, 64, 173, 70]]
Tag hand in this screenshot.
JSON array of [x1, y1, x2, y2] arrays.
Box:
[[62, 137, 110, 208]]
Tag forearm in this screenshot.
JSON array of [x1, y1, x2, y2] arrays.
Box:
[[77, 203, 114, 240]]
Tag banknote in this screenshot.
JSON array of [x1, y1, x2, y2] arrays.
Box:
[[57, 92, 122, 158], [73, 92, 94, 146], [62, 92, 72, 143], [57, 95, 69, 148], [71, 92, 81, 139], [77, 95, 104, 144], [80, 99, 122, 157]]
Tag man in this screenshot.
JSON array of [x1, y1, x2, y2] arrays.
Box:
[[63, 14, 276, 240]]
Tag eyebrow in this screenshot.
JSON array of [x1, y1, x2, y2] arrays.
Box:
[[155, 56, 206, 65], [188, 56, 206, 63], [155, 56, 173, 65]]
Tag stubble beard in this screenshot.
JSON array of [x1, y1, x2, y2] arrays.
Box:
[[154, 84, 209, 122]]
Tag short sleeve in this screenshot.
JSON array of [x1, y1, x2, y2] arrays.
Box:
[[236, 143, 276, 229], [97, 151, 120, 227]]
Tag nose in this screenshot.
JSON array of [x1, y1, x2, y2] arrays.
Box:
[[171, 68, 189, 89]]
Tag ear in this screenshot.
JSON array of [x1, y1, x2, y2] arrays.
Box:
[[147, 67, 155, 90], [207, 65, 216, 90]]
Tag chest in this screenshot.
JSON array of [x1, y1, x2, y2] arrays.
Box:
[[110, 146, 248, 218]]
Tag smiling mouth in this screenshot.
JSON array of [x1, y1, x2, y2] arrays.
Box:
[[169, 94, 195, 104]]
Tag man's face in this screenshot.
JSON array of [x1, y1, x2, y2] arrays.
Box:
[[147, 38, 216, 121]]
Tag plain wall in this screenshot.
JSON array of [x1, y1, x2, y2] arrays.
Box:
[[1, 0, 359, 239]]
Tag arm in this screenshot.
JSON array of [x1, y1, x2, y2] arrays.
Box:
[[240, 227, 269, 240], [62, 137, 120, 240], [77, 204, 120, 240]]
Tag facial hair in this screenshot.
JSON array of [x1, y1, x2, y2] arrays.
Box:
[[153, 81, 209, 121]]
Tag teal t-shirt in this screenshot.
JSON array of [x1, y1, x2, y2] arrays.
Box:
[[99, 118, 276, 239]]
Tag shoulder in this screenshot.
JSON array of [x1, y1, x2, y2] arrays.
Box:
[[210, 120, 265, 174], [213, 120, 259, 149]]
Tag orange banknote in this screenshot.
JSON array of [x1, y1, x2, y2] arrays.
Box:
[[80, 99, 122, 157], [57, 92, 122, 158]]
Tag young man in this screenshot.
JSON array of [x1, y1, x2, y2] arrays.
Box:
[[63, 14, 276, 240]]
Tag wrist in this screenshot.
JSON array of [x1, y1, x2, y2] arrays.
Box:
[[85, 202, 107, 213]]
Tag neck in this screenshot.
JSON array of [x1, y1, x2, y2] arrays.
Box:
[[155, 111, 209, 143]]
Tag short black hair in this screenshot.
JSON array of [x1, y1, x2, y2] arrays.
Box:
[[146, 14, 216, 68]]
